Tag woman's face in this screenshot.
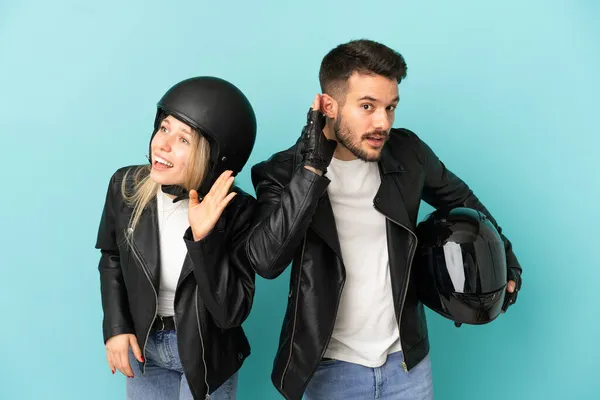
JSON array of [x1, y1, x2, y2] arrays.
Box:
[[149, 115, 194, 186]]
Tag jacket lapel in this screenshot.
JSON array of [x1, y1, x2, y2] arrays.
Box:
[[177, 253, 194, 290], [374, 146, 415, 232], [305, 143, 415, 260], [309, 193, 343, 261], [132, 201, 161, 290]]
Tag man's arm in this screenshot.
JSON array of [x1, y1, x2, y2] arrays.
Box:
[[245, 101, 337, 279], [415, 132, 522, 308], [245, 161, 330, 279]]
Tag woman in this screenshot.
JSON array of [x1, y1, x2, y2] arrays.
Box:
[[95, 76, 257, 400]]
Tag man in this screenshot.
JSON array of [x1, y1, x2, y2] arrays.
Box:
[[245, 39, 522, 400]]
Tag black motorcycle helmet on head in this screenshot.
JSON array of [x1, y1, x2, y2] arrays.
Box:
[[413, 207, 508, 326], [149, 76, 257, 200]]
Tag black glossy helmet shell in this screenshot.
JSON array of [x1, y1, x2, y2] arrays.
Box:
[[414, 207, 507, 325], [152, 76, 256, 196]]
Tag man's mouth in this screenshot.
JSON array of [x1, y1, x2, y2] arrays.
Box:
[[364, 134, 387, 147]]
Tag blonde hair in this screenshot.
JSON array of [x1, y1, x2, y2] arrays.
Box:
[[121, 129, 211, 233]]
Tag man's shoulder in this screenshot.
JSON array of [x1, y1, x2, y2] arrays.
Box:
[[388, 127, 433, 153], [388, 127, 422, 146], [384, 127, 431, 168]]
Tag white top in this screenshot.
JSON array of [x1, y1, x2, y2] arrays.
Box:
[[323, 157, 402, 367], [156, 189, 190, 317]]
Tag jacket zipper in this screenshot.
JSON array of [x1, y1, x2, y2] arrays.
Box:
[[373, 209, 418, 372], [168, 258, 204, 399], [280, 236, 307, 388], [284, 236, 347, 390], [282, 201, 418, 387], [195, 286, 211, 399], [310, 258, 345, 380], [127, 228, 158, 374]]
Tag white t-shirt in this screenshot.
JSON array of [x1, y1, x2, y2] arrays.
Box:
[[156, 189, 190, 317], [323, 157, 402, 367]]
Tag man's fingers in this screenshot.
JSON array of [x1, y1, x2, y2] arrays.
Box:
[[507, 280, 516, 293], [311, 94, 321, 111], [501, 281, 518, 314]]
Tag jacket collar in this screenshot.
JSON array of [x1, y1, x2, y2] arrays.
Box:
[[130, 195, 196, 292], [380, 144, 406, 174], [375, 144, 414, 232], [309, 142, 414, 261]]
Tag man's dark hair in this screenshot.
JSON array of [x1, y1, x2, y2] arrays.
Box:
[[319, 39, 407, 101]]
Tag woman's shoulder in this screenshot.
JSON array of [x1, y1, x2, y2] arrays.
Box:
[[102, 165, 150, 205], [110, 164, 148, 182], [105, 164, 148, 189]]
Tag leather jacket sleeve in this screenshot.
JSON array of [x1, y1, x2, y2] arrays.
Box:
[[95, 171, 135, 343], [245, 155, 330, 279], [184, 192, 257, 329], [416, 133, 523, 290]]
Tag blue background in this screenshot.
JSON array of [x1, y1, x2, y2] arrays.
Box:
[[1, 1, 598, 399]]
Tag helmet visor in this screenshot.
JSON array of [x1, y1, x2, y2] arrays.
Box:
[[432, 238, 507, 295]]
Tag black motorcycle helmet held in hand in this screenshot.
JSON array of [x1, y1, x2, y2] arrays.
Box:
[[149, 76, 257, 200], [414, 207, 508, 326]]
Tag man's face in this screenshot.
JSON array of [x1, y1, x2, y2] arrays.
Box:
[[333, 73, 399, 162]]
